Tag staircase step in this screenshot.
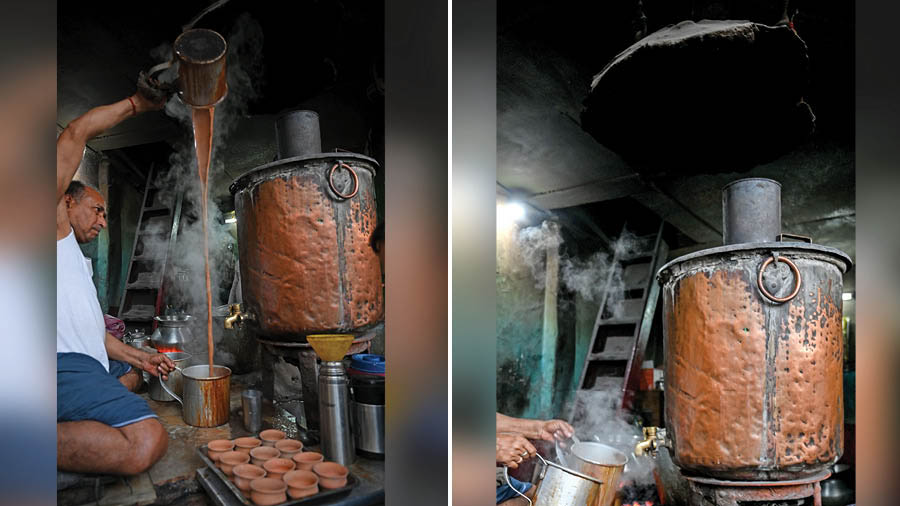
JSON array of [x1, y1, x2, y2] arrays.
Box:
[[596, 316, 640, 326], [599, 298, 645, 320], [623, 261, 652, 290], [126, 272, 162, 290], [593, 335, 636, 360], [580, 376, 624, 393], [130, 254, 164, 263], [120, 305, 156, 321], [139, 214, 173, 234]]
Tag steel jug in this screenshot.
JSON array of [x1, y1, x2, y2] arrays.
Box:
[[148, 351, 192, 402], [508, 443, 626, 506], [151, 315, 192, 352], [159, 364, 232, 427], [143, 28, 228, 108]]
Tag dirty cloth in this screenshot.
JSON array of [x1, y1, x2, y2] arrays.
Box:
[[496, 472, 532, 503], [104, 314, 126, 340], [57, 353, 156, 428]]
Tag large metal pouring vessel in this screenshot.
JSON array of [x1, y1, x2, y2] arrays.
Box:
[[651, 178, 852, 480], [508, 442, 626, 506], [159, 364, 232, 427]]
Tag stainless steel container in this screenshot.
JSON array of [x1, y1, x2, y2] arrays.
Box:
[[318, 361, 355, 465], [124, 330, 152, 385], [148, 351, 192, 402], [349, 372, 385, 458], [159, 364, 232, 427], [124, 330, 150, 351], [242, 389, 263, 433], [351, 401, 384, 457], [151, 315, 192, 351], [528, 443, 626, 506]]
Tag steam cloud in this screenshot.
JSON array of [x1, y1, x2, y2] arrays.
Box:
[[515, 221, 644, 318], [143, 14, 265, 363], [570, 389, 656, 487], [512, 221, 657, 488]]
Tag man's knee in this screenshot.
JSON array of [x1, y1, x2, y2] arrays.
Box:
[[118, 369, 141, 392], [120, 419, 168, 474]]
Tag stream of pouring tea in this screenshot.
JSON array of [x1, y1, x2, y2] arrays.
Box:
[[192, 106, 216, 376]]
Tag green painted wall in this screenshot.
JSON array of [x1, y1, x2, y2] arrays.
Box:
[[108, 180, 142, 313], [496, 223, 577, 420], [562, 295, 599, 416]]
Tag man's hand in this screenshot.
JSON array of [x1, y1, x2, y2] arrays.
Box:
[[131, 91, 166, 114], [496, 433, 537, 469], [140, 352, 176, 380], [536, 419, 575, 442], [136, 70, 173, 111]]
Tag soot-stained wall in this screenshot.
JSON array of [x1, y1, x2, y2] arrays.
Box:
[[497, 222, 577, 419]]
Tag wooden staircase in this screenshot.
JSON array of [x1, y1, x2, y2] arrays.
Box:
[[572, 222, 668, 419], [116, 165, 184, 334]]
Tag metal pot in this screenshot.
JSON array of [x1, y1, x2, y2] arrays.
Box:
[[148, 352, 192, 402], [230, 111, 382, 340], [124, 329, 150, 350], [159, 364, 232, 427], [516, 443, 626, 506], [658, 243, 851, 480], [350, 372, 385, 458], [821, 464, 854, 506], [151, 315, 192, 351], [173, 28, 228, 108]]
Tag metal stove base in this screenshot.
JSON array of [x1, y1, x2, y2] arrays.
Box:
[[684, 470, 831, 506]]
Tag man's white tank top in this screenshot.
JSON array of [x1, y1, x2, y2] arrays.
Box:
[[57, 229, 109, 371]]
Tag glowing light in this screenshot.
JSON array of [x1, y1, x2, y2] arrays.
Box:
[[225, 217, 237, 224], [842, 292, 853, 301], [497, 201, 526, 225]]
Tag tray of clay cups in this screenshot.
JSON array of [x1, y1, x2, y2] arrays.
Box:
[[198, 431, 355, 505]]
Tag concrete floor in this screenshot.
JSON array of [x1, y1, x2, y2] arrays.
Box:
[[59, 372, 382, 506]]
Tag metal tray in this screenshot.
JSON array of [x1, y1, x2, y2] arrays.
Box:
[[197, 445, 356, 506]]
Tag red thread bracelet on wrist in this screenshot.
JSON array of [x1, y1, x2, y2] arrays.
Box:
[[127, 96, 137, 116]]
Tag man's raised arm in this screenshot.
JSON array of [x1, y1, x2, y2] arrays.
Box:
[[56, 93, 163, 205]]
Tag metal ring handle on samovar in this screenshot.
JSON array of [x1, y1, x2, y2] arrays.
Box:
[[156, 366, 185, 405], [328, 162, 360, 200], [757, 254, 802, 303]]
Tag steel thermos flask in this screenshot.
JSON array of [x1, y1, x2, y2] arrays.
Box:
[[318, 361, 355, 466]]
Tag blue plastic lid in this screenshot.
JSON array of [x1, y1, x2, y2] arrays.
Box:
[[350, 354, 385, 375]]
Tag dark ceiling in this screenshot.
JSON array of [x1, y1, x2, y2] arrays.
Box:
[[58, 0, 384, 209], [497, 0, 855, 288]]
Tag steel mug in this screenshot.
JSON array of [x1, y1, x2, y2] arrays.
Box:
[[242, 389, 263, 433]]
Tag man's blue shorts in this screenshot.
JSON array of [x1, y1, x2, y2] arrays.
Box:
[[497, 474, 532, 503], [57, 352, 157, 428]]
